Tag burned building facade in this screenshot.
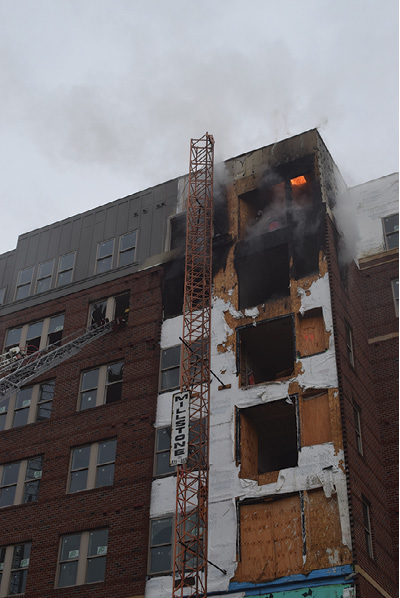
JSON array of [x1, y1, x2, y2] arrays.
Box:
[[0, 129, 397, 598]]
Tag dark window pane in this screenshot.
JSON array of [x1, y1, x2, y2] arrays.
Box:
[[0, 397, 10, 431], [72, 446, 91, 470], [155, 452, 175, 476], [49, 314, 64, 334], [16, 388, 33, 410], [26, 457, 43, 480], [82, 369, 99, 391], [23, 480, 40, 503], [57, 270, 73, 286], [69, 470, 88, 493], [90, 302, 107, 325], [120, 231, 136, 251], [105, 383, 122, 404], [114, 293, 130, 319], [107, 362, 123, 383], [150, 545, 172, 574], [60, 534, 81, 561], [386, 232, 399, 249], [12, 543, 31, 568], [9, 569, 28, 595], [12, 408, 29, 428], [157, 428, 171, 452], [88, 529, 108, 557], [36, 277, 51, 293], [86, 556, 106, 583], [27, 321, 44, 340], [97, 440, 117, 464], [80, 391, 97, 410], [0, 485, 16, 507], [5, 328, 22, 348], [161, 346, 181, 369], [119, 248, 135, 266], [95, 464, 115, 487], [18, 267, 34, 285], [59, 253, 75, 271], [97, 257, 112, 273], [384, 214, 399, 234], [16, 284, 30, 300], [38, 260, 54, 279], [151, 518, 172, 545], [2, 463, 20, 486], [98, 239, 114, 259], [161, 368, 180, 391], [39, 381, 55, 401], [58, 561, 78, 587], [37, 402, 52, 421]]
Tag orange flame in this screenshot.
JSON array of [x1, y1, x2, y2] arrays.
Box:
[[290, 175, 307, 186]]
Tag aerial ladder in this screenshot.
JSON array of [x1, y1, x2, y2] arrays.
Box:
[[0, 317, 126, 403], [172, 133, 214, 598]]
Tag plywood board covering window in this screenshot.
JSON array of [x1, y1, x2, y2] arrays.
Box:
[[301, 391, 332, 446], [297, 308, 327, 357], [235, 496, 303, 582]]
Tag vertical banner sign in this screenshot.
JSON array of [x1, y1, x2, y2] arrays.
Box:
[[170, 391, 191, 466]]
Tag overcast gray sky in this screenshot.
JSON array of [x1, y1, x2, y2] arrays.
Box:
[[0, 0, 398, 255]]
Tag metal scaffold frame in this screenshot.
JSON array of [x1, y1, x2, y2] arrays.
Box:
[[172, 133, 214, 598]]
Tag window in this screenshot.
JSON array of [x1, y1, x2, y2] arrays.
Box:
[[96, 239, 114, 274], [88, 293, 130, 327], [154, 428, 175, 477], [57, 529, 108, 588], [79, 362, 124, 411], [3, 315, 64, 356], [69, 440, 117, 493], [0, 457, 43, 508], [15, 266, 34, 301], [0, 287, 6, 306], [238, 399, 298, 480], [383, 214, 399, 250], [362, 496, 374, 558], [35, 259, 54, 294], [392, 279, 399, 317], [0, 543, 31, 596], [118, 231, 137, 267], [238, 316, 295, 386], [57, 252, 75, 286], [344, 321, 354, 367], [149, 517, 173, 575], [160, 346, 181, 392], [0, 381, 55, 431], [353, 404, 363, 455]]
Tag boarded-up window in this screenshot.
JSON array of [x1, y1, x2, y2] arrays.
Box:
[[304, 488, 351, 570], [301, 391, 332, 446], [235, 496, 303, 582], [297, 308, 327, 357]]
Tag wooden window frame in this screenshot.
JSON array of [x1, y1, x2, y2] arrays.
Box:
[[344, 320, 355, 367], [15, 266, 34, 301], [57, 529, 108, 588], [95, 239, 115, 274], [78, 362, 124, 411], [68, 439, 117, 493], [56, 252, 76, 287], [118, 230, 137, 267], [362, 496, 374, 559], [0, 380, 55, 431], [0, 543, 31, 597], [0, 457, 43, 508], [159, 345, 181, 392], [35, 259, 55, 294], [148, 516, 174, 576]]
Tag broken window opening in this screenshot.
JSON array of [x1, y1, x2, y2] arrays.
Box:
[[170, 213, 187, 250], [239, 181, 287, 241], [114, 292, 130, 321], [238, 398, 298, 479], [236, 244, 290, 310], [238, 315, 295, 386], [163, 259, 185, 319], [290, 173, 313, 207]]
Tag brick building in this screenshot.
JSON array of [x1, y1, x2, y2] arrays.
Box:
[[0, 130, 397, 598]]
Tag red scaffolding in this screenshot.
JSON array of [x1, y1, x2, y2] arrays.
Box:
[[172, 133, 214, 598]]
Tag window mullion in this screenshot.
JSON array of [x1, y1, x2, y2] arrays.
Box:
[[3, 395, 15, 431], [15, 461, 27, 505], [105, 298, 115, 321], [19, 325, 28, 351], [97, 367, 107, 406], [27, 385, 39, 425], [77, 533, 89, 585], [87, 445, 98, 490], [40, 318, 51, 350]]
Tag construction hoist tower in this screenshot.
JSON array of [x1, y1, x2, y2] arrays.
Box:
[[172, 133, 214, 598]]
